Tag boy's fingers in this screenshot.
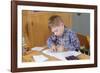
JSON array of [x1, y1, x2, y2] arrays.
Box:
[[52, 47, 57, 52], [52, 48, 55, 52], [54, 48, 57, 52], [51, 48, 54, 52]]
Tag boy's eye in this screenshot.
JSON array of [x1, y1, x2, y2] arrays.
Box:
[[54, 29, 58, 32]]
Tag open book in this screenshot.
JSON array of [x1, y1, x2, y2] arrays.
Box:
[[43, 49, 81, 60]]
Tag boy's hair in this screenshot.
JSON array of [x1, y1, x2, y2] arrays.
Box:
[[48, 15, 63, 28]]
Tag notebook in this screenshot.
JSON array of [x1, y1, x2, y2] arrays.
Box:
[[33, 55, 48, 62]]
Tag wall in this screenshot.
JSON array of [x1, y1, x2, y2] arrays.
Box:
[[0, 0, 99, 73], [72, 13, 90, 36]]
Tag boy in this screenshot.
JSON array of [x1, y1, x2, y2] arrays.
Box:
[[47, 15, 80, 52]]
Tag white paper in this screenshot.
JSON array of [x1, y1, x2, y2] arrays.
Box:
[[33, 55, 48, 62], [43, 49, 81, 60], [31, 47, 45, 51]]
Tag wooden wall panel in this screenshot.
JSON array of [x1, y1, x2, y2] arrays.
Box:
[[22, 11, 72, 47]]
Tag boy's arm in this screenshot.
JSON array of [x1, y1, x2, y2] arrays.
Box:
[[47, 37, 57, 52], [47, 37, 54, 48], [67, 31, 80, 51]]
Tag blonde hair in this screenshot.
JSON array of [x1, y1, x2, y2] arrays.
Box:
[[48, 15, 63, 28]]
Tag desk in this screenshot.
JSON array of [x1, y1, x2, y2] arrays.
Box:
[[22, 48, 90, 62]]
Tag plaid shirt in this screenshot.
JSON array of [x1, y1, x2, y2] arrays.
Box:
[[47, 26, 80, 51]]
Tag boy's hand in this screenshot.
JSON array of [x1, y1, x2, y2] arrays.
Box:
[[51, 44, 57, 52], [57, 45, 65, 52]]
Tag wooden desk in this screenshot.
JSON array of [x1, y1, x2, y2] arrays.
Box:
[[22, 49, 90, 62]]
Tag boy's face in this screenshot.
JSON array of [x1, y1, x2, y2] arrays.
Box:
[[51, 22, 64, 37]]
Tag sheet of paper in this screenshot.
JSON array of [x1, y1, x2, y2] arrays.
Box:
[[31, 47, 45, 51], [33, 55, 48, 62], [43, 49, 81, 60]]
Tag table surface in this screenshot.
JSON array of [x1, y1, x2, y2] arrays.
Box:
[[22, 48, 90, 62]]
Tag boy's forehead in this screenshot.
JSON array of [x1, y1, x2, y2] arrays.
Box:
[[51, 26, 61, 32], [52, 26, 59, 29], [51, 23, 63, 29]]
